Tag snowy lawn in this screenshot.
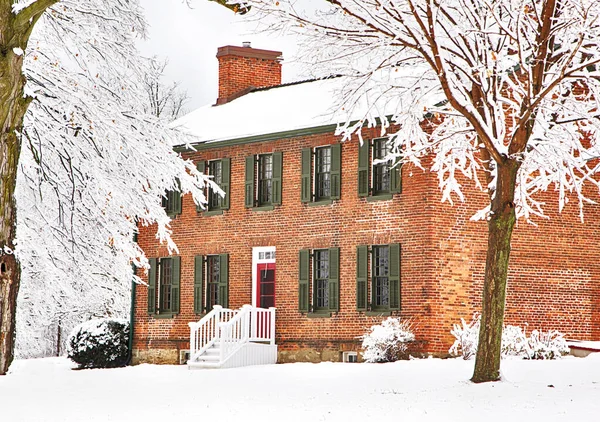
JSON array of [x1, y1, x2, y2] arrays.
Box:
[[2, 355, 599, 421]]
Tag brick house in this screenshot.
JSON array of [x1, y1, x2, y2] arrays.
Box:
[[132, 44, 600, 365]]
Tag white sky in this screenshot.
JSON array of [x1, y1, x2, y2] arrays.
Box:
[[138, 0, 302, 111]]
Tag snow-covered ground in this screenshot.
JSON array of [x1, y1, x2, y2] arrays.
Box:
[[1, 356, 599, 421]]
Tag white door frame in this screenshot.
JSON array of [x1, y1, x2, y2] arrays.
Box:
[[252, 246, 276, 308]]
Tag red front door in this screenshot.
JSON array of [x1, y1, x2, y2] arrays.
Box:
[[256, 263, 275, 308]]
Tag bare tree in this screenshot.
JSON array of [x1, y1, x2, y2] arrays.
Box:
[[144, 58, 190, 120], [216, 0, 600, 382]]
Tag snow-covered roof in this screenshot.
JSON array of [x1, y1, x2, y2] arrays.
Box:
[[171, 78, 346, 145], [171, 71, 442, 147]]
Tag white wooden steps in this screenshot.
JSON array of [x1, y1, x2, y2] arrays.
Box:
[[187, 305, 277, 369]]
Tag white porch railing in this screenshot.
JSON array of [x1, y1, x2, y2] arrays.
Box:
[[188, 305, 237, 361], [188, 305, 276, 367]]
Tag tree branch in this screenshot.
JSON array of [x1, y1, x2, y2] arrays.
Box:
[[14, 0, 59, 28]]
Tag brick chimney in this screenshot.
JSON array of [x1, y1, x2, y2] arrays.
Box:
[[216, 43, 282, 105]]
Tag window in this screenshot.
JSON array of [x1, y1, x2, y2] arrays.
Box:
[[358, 138, 402, 199], [159, 258, 173, 312], [301, 144, 341, 203], [162, 188, 181, 217], [147, 256, 181, 316], [193, 254, 229, 314], [343, 351, 358, 363], [258, 154, 273, 205], [298, 248, 340, 314], [372, 138, 391, 194], [356, 244, 401, 312], [245, 152, 283, 209], [372, 246, 390, 310], [206, 255, 221, 311], [313, 249, 330, 311], [197, 158, 231, 213]]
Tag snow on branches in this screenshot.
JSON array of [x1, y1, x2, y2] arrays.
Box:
[[238, 0, 600, 221], [13, 0, 212, 357]]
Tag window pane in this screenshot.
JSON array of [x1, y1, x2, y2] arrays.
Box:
[[160, 258, 172, 312], [258, 155, 273, 205], [314, 249, 329, 310], [373, 246, 390, 307], [206, 256, 221, 311], [373, 139, 391, 193], [208, 160, 223, 210], [315, 147, 331, 199]]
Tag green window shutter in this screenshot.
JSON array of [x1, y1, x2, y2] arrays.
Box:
[[196, 161, 207, 212], [356, 246, 368, 311], [328, 247, 340, 312], [171, 178, 182, 215], [331, 144, 341, 200], [389, 244, 401, 310], [298, 249, 310, 312], [221, 158, 231, 210], [194, 255, 204, 314], [272, 151, 283, 205], [245, 156, 255, 208], [218, 254, 229, 308], [390, 161, 402, 194], [358, 140, 370, 197], [171, 256, 181, 314], [148, 258, 157, 314], [173, 190, 182, 215], [301, 148, 312, 203]]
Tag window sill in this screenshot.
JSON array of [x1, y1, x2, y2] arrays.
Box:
[[203, 209, 224, 216], [307, 199, 333, 207], [252, 205, 275, 212], [366, 193, 393, 202], [152, 313, 177, 319], [306, 312, 332, 318], [365, 311, 391, 317]]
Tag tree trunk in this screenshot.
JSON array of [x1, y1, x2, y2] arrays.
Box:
[[471, 160, 520, 383], [0, 28, 34, 376], [0, 131, 23, 375]]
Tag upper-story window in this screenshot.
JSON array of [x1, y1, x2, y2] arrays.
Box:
[[197, 158, 231, 214], [162, 180, 182, 217], [358, 138, 402, 200], [372, 138, 392, 194], [258, 154, 274, 205], [208, 160, 223, 209], [301, 144, 341, 204], [245, 152, 283, 209]]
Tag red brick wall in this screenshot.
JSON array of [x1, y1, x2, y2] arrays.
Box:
[[134, 127, 600, 361], [216, 45, 282, 104]]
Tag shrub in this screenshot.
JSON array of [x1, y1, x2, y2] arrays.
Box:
[[67, 319, 129, 369], [526, 330, 569, 360], [361, 317, 415, 363], [449, 315, 480, 359], [449, 314, 568, 360]]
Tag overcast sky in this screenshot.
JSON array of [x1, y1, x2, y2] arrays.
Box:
[[138, 0, 302, 111]]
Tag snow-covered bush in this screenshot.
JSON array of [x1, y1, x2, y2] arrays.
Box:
[[361, 318, 415, 363], [501, 325, 528, 357], [67, 319, 129, 369], [526, 330, 569, 360], [449, 315, 568, 360], [449, 316, 480, 359]]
